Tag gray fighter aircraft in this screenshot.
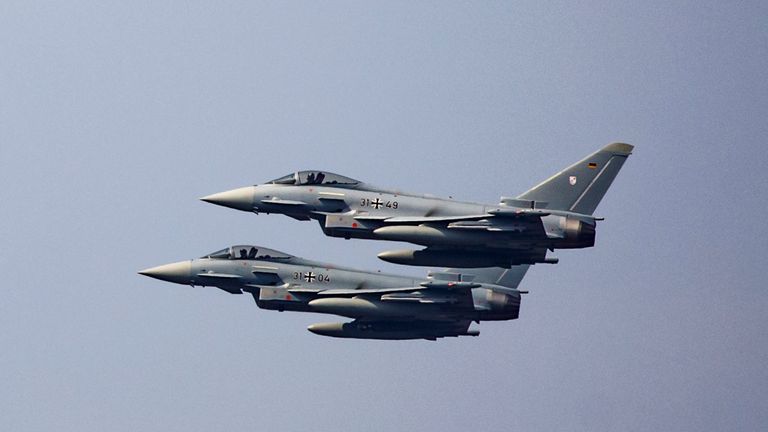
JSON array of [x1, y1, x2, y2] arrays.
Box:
[[201, 143, 633, 268], [138, 245, 529, 340]]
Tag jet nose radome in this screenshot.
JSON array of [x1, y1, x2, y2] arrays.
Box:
[[138, 261, 193, 285], [200, 186, 255, 212]]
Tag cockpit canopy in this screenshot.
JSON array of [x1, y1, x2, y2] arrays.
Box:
[[268, 171, 360, 186], [201, 245, 293, 261]]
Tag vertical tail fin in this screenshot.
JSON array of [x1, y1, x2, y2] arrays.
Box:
[[516, 143, 633, 214]]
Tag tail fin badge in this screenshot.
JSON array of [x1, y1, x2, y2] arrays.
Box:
[[569, 176, 577, 186]]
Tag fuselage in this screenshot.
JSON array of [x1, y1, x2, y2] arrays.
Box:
[[209, 181, 596, 252], [140, 245, 522, 324]]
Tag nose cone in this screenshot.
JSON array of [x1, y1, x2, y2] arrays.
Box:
[[138, 261, 192, 285], [200, 186, 255, 212]]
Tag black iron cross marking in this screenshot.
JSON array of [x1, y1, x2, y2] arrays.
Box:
[[371, 198, 383, 209], [303, 272, 316, 283]]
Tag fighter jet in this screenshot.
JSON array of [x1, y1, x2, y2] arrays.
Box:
[[201, 143, 633, 268], [138, 245, 529, 340]]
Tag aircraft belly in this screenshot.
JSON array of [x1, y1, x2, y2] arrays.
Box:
[[321, 213, 377, 232], [256, 299, 312, 313], [307, 297, 455, 319]]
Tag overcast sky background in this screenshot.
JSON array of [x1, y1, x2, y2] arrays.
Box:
[[2, 1, 767, 431]]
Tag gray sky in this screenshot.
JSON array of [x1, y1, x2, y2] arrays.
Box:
[[2, 1, 767, 431]]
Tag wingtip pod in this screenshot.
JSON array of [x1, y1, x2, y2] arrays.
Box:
[[603, 142, 634, 156]]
